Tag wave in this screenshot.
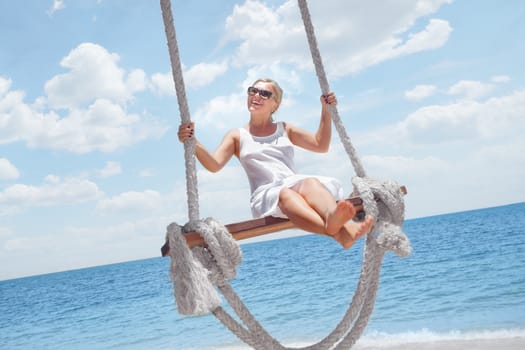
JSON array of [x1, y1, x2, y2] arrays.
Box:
[[203, 328, 525, 350], [357, 328, 525, 348]]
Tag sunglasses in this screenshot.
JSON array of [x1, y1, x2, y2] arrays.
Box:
[[247, 86, 273, 100]]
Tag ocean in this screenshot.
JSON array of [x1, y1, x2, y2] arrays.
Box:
[[1, 202, 524, 349]]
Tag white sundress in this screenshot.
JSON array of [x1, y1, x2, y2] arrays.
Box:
[[238, 121, 344, 218]]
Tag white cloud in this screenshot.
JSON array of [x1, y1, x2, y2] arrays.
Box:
[[405, 84, 438, 101], [223, 0, 453, 77], [194, 92, 246, 129], [225, 1, 308, 69], [0, 215, 170, 280], [475, 90, 525, 138], [0, 76, 11, 96], [354, 142, 524, 219], [349, 84, 525, 216], [151, 61, 229, 96], [329, 18, 452, 77], [0, 44, 166, 154], [185, 61, 229, 88], [0, 226, 13, 240], [47, 0, 65, 17], [0, 78, 167, 153], [379, 89, 525, 145], [45, 43, 146, 109], [96, 190, 163, 213], [475, 139, 525, 171], [0, 175, 103, 216], [126, 69, 147, 94], [361, 155, 451, 218], [400, 19, 453, 53], [0, 158, 20, 180], [138, 168, 154, 177], [447, 80, 495, 100], [150, 72, 174, 96], [97, 161, 122, 178], [58, 99, 165, 153], [196, 165, 252, 222], [491, 75, 511, 83], [363, 154, 448, 180]]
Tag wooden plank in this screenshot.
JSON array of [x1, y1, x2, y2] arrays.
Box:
[[161, 186, 406, 256], [183, 216, 295, 249]]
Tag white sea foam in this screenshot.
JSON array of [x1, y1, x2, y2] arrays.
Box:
[[206, 328, 525, 350], [357, 328, 525, 347]]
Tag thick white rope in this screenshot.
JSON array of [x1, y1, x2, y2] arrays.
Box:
[[296, 0, 366, 179], [160, 0, 199, 221], [161, 0, 411, 348], [297, 2, 411, 348]]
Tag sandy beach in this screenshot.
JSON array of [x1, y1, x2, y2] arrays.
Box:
[[223, 333, 525, 350], [353, 337, 525, 350]]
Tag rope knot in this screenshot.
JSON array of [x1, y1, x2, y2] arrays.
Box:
[[352, 177, 411, 257], [165, 218, 242, 316], [186, 218, 242, 285]]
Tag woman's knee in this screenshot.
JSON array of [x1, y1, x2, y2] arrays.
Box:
[[297, 177, 323, 194]]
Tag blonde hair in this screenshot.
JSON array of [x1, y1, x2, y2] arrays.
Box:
[[252, 78, 283, 113]]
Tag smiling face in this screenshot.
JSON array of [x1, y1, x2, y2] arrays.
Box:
[[247, 79, 282, 117]]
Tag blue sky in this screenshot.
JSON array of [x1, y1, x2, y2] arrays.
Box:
[[1, 0, 524, 280]]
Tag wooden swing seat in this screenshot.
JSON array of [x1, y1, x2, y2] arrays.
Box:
[[161, 186, 406, 256]]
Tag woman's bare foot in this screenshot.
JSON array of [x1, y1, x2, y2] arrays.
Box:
[[335, 216, 375, 249], [353, 215, 374, 240], [325, 200, 356, 235]]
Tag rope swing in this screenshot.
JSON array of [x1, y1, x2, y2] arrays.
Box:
[[160, 0, 411, 349]]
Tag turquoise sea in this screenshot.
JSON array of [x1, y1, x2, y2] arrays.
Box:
[[1, 202, 524, 349]]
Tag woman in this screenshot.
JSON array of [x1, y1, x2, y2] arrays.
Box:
[[178, 78, 373, 248]]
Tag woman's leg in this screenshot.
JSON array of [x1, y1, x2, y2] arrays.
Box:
[[277, 186, 330, 235], [278, 178, 373, 248]]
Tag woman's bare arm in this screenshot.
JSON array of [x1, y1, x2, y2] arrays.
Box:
[[178, 122, 239, 173], [286, 93, 336, 153]]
